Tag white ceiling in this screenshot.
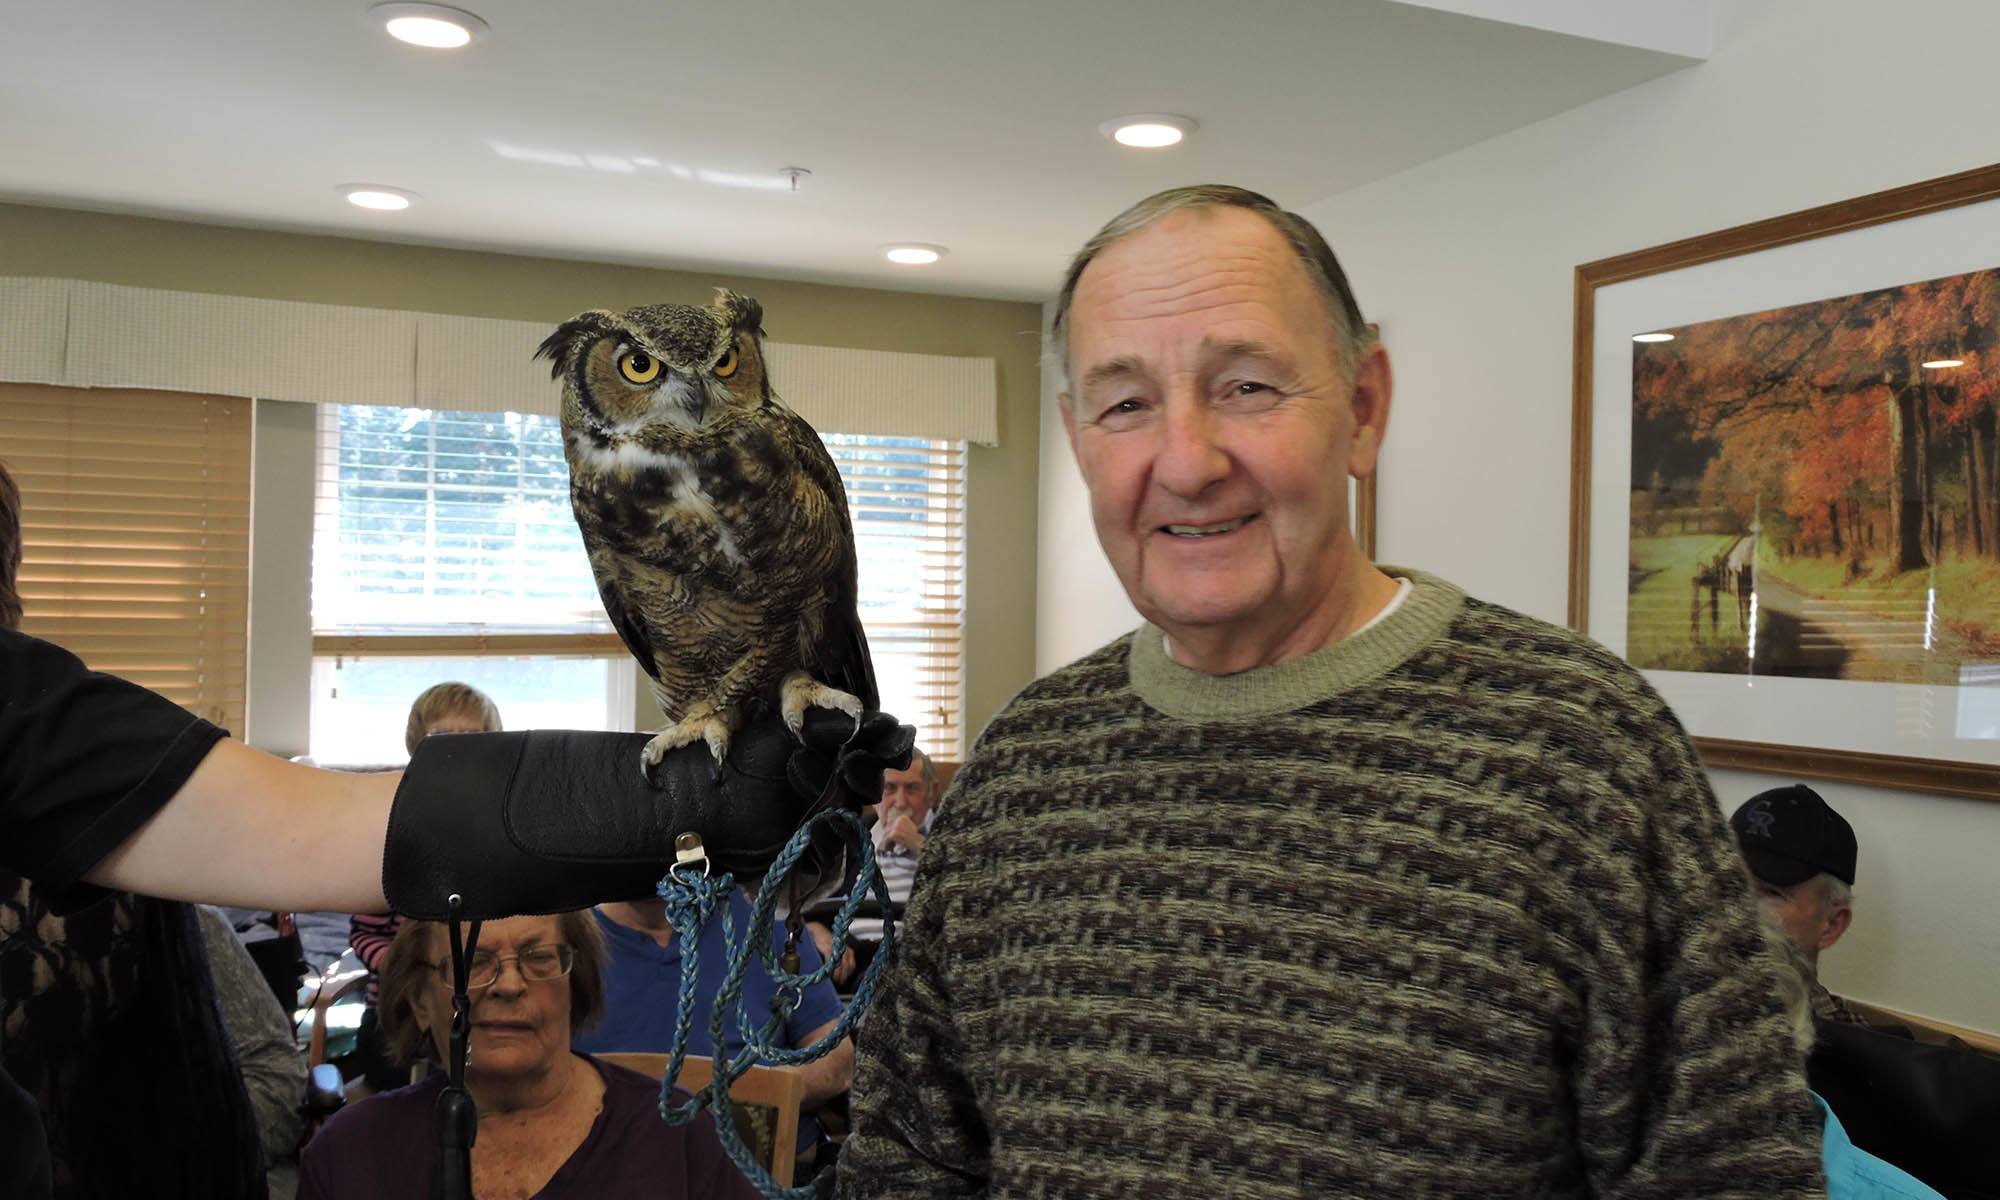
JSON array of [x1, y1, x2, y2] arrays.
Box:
[[0, 1, 1709, 301]]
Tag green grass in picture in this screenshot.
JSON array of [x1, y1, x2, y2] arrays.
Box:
[[1626, 533, 1751, 673], [1761, 551, 2000, 655]]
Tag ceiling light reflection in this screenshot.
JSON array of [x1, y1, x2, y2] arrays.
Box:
[[487, 141, 797, 190]]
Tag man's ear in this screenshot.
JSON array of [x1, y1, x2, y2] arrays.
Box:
[[1347, 340, 1392, 480], [1059, 392, 1084, 467], [1818, 904, 1852, 952]]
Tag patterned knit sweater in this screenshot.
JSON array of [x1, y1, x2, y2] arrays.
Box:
[[837, 570, 1825, 1199]]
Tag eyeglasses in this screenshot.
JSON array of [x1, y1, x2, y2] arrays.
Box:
[[428, 944, 576, 990]]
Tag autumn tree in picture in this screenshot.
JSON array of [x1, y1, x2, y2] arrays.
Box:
[[1627, 266, 2000, 683]]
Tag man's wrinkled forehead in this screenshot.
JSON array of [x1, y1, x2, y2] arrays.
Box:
[[1066, 208, 1334, 375], [1079, 339, 1292, 395]]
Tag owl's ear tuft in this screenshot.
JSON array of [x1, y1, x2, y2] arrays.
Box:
[[535, 310, 621, 379], [713, 289, 766, 340]]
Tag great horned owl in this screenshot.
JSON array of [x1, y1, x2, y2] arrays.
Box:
[[536, 289, 875, 778]]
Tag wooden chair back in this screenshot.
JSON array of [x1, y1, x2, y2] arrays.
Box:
[[1847, 999, 2000, 1056], [594, 1051, 805, 1187], [302, 963, 371, 1070]]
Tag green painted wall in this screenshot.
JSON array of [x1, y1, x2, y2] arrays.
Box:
[[0, 202, 1041, 750]]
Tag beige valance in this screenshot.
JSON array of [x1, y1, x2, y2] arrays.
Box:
[[0, 277, 1000, 444]]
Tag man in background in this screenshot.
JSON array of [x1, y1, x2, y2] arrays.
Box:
[[1732, 783, 1866, 1024], [577, 887, 855, 1175], [808, 748, 939, 988]]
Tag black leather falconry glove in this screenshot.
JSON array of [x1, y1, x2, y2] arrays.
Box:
[[382, 710, 913, 920]]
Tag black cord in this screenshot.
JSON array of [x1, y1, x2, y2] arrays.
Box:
[[431, 895, 482, 1200]]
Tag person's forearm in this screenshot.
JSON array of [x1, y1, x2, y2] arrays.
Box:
[[798, 1035, 856, 1107], [86, 739, 396, 912]]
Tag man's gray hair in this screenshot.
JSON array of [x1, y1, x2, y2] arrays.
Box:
[[1818, 873, 1853, 911], [909, 746, 937, 797], [1048, 184, 1369, 386]]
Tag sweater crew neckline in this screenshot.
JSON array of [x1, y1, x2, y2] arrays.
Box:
[[1127, 567, 1466, 721]]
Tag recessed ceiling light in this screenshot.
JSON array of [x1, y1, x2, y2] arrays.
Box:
[[1100, 114, 1198, 149], [1632, 332, 1676, 343], [1921, 358, 1965, 369], [340, 184, 418, 211], [884, 244, 946, 266], [370, 2, 488, 49]]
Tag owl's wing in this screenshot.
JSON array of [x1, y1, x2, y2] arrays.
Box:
[[591, 554, 662, 685], [570, 483, 663, 684], [779, 407, 879, 712]]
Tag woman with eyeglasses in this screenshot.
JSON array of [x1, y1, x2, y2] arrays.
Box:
[[298, 911, 760, 1200]]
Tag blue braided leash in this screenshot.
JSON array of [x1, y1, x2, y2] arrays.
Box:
[[653, 805, 898, 1198]]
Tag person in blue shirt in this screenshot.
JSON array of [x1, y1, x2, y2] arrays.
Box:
[[1816, 1093, 1945, 1200], [575, 889, 853, 1164]]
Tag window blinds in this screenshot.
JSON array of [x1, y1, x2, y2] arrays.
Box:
[[0, 383, 252, 731], [310, 403, 612, 646], [825, 434, 966, 761]]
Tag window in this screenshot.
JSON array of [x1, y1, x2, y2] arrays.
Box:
[[308, 653, 629, 764], [826, 435, 967, 761], [309, 404, 626, 760], [312, 404, 610, 637], [1, 384, 251, 731], [310, 406, 967, 762]]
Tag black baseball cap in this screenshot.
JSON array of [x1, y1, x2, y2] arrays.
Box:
[[1730, 784, 1856, 887]]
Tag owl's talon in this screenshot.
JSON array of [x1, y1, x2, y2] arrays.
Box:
[[779, 671, 864, 742], [641, 707, 734, 785]]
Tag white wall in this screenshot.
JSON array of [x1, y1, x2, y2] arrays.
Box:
[[1034, 0, 2000, 1032], [1035, 300, 1140, 673], [245, 399, 316, 756]]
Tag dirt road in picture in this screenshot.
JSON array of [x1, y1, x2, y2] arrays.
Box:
[[1751, 570, 1975, 684]]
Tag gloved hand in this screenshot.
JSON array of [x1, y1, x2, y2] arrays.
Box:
[[382, 709, 913, 920]]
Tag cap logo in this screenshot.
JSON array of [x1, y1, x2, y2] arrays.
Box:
[[1744, 799, 1776, 838]]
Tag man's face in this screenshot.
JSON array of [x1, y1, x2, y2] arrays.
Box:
[[1059, 207, 1388, 655], [880, 761, 933, 824], [1753, 876, 1851, 960]]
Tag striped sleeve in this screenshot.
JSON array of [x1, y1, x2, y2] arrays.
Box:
[[348, 912, 399, 972]]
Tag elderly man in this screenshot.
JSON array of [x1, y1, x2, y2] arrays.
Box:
[[836, 186, 1822, 1198], [810, 748, 940, 986], [865, 749, 939, 912], [1731, 783, 1865, 1024]]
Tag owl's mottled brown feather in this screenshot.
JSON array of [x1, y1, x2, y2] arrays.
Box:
[[537, 291, 875, 766]]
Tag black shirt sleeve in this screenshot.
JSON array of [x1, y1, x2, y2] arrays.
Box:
[[1, 627, 227, 909]]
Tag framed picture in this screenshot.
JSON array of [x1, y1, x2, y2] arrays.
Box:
[[1570, 163, 2000, 800]]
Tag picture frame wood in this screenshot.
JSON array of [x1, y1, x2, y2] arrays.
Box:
[[1569, 163, 2000, 801]]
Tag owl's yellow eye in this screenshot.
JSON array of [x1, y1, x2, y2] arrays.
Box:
[[617, 349, 662, 385], [713, 347, 739, 379]]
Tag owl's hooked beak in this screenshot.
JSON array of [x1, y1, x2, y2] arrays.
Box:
[[653, 368, 707, 428]]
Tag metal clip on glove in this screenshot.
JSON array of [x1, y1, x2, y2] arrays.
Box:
[[382, 709, 913, 921]]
